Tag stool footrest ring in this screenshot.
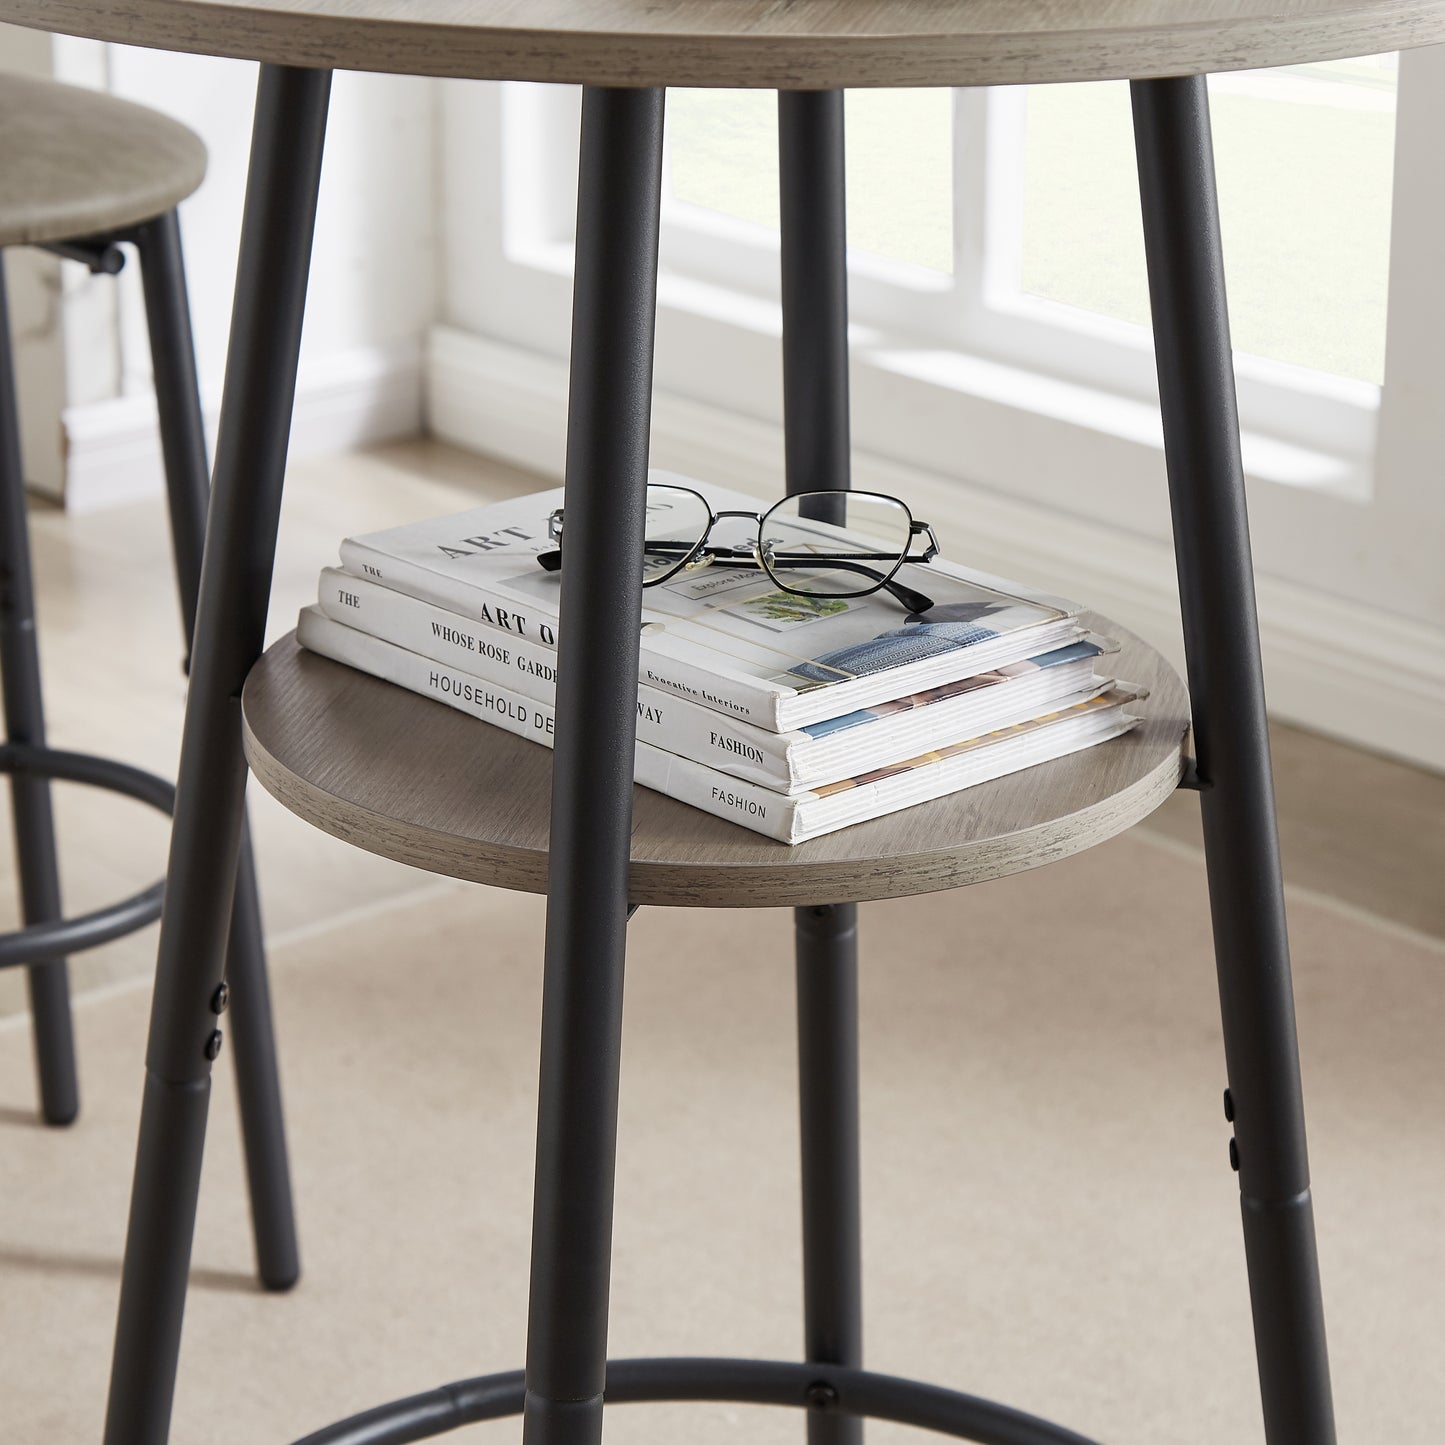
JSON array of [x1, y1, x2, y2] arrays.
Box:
[[290, 1357, 1103, 1445], [0, 742, 175, 968]]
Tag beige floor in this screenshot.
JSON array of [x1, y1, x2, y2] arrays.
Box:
[[2, 441, 1443, 1443]]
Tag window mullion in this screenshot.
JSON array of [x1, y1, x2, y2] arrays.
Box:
[[950, 86, 993, 331]]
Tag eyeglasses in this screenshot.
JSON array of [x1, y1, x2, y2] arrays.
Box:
[[537, 485, 941, 614]]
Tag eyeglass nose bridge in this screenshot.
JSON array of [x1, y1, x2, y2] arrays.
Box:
[[689, 510, 766, 570]]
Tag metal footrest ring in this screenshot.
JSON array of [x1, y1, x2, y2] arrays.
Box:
[[0, 742, 175, 969], [290, 1356, 1103, 1445]]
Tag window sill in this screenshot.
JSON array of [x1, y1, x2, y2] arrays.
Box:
[[867, 344, 1370, 502], [519, 236, 1370, 504]]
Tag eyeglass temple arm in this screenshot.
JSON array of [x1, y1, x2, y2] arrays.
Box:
[[535, 545, 935, 612], [534, 538, 718, 573], [541, 520, 936, 567], [780, 558, 932, 615], [754, 553, 935, 615]]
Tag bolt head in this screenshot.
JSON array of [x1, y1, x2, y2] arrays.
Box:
[[806, 1382, 839, 1411], [204, 1030, 224, 1061], [211, 982, 231, 1015]]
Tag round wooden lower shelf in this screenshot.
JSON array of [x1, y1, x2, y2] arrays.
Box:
[[241, 617, 1189, 908]]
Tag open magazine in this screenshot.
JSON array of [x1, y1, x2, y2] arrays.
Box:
[[338, 474, 1084, 731]]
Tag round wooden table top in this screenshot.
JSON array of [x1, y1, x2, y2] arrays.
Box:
[[241, 617, 1189, 909], [3, 0, 1443, 88]]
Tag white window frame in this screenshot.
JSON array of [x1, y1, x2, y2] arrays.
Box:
[[510, 81, 1378, 480]]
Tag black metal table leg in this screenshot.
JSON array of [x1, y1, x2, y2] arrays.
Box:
[[794, 904, 864, 1442], [0, 262, 80, 1127], [102, 65, 331, 1445], [779, 89, 865, 1445], [1131, 76, 1336, 1445], [520, 85, 665, 1445], [134, 206, 300, 1292]]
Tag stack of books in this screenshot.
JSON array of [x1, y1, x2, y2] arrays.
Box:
[[297, 474, 1144, 844]]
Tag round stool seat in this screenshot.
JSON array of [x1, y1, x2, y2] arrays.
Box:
[[0, 73, 205, 248]]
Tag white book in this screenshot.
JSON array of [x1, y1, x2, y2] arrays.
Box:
[[338, 474, 1084, 732], [317, 566, 1110, 794], [297, 607, 1143, 846]]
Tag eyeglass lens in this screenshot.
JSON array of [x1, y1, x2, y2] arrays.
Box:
[[641, 485, 712, 584], [760, 491, 914, 598]]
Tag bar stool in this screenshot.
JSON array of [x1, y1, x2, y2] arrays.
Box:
[[0, 72, 298, 1289]]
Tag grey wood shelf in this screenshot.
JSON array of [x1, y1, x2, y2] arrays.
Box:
[[241, 615, 1190, 909]]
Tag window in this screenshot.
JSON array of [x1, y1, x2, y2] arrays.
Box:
[[649, 61, 1399, 478], [666, 88, 954, 278], [1014, 57, 1398, 385]]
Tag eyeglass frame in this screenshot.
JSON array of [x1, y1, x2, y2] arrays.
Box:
[[537, 485, 941, 615]]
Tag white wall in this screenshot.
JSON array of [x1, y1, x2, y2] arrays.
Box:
[[17, 36, 437, 507]]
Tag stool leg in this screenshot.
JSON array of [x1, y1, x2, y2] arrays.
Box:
[[0, 259, 80, 1126], [133, 209, 300, 1291], [1131, 77, 1336, 1445], [779, 90, 865, 1445], [103, 66, 330, 1445], [521, 86, 664, 1445]]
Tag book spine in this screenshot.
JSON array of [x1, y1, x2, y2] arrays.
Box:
[[338, 539, 786, 730], [296, 608, 800, 843], [317, 569, 801, 791]]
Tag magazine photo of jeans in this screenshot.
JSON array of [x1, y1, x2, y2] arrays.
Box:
[[788, 610, 1006, 685]]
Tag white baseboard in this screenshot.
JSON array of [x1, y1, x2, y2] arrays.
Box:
[[427, 324, 1445, 774], [60, 339, 424, 513]]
